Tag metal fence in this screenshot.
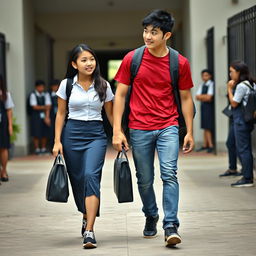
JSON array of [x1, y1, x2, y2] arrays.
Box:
[[227, 5, 256, 167], [0, 33, 7, 85], [228, 5, 256, 76]]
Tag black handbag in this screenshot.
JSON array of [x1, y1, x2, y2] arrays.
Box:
[[114, 148, 133, 203], [222, 104, 233, 118], [46, 153, 69, 203]]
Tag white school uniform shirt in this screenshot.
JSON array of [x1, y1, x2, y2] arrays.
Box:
[[196, 80, 214, 96], [233, 80, 256, 106], [29, 90, 52, 106], [0, 91, 15, 109], [56, 75, 114, 121]]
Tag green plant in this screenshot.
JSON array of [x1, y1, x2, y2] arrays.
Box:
[[10, 117, 21, 143]]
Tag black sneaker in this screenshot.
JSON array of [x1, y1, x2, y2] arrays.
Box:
[[81, 218, 87, 237], [165, 225, 181, 247], [83, 230, 97, 249], [231, 177, 254, 188], [219, 169, 239, 177], [196, 146, 208, 152], [143, 215, 159, 238], [207, 147, 214, 153]]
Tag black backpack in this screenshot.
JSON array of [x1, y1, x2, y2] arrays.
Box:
[[243, 81, 256, 124], [65, 78, 73, 120], [122, 45, 196, 141], [26, 91, 36, 116]]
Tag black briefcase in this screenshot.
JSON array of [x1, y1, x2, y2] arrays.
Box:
[[114, 149, 133, 203], [46, 154, 69, 203]]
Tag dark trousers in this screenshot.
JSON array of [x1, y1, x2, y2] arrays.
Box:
[[226, 121, 238, 170], [233, 107, 254, 180]]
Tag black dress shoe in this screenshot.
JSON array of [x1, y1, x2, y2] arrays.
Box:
[[196, 147, 208, 152], [1, 176, 9, 182]]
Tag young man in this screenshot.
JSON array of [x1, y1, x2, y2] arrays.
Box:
[[112, 10, 194, 247], [29, 80, 51, 154]]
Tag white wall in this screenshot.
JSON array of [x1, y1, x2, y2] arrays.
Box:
[[189, 0, 256, 151]]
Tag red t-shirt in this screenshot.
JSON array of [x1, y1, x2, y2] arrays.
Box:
[[114, 47, 194, 130]]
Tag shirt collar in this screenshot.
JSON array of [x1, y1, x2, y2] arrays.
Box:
[[73, 75, 95, 88], [72, 75, 78, 85]]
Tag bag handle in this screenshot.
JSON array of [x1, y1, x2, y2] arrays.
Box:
[[116, 147, 129, 161], [53, 153, 65, 166]]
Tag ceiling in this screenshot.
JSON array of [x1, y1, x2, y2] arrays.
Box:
[[33, 0, 182, 13]]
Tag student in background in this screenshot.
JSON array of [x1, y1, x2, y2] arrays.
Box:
[[49, 79, 60, 150], [196, 69, 214, 153], [228, 61, 255, 187], [0, 75, 14, 182], [29, 80, 51, 155]]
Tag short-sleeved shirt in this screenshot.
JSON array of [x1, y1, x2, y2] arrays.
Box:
[[30, 91, 51, 106], [114, 47, 194, 130], [56, 75, 114, 121], [196, 80, 214, 96], [233, 80, 256, 106], [0, 91, 15, 109]]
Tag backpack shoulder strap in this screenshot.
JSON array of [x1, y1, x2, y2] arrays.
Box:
[[65, 78, 73, 112], [168, 46, 179, 90], [130, 46, 146, 85]]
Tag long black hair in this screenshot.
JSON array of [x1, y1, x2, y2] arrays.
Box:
[[0, 75, 7, 102], [230, 60, 255, 86], [65, 44, 107, 102]]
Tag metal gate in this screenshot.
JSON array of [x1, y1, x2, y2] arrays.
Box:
[[206, 27, 216, 153], [0, 33, 7, 86], [228, 5, 256, 76]]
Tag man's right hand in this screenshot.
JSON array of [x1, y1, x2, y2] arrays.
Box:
[[112, 131, 129, 152]]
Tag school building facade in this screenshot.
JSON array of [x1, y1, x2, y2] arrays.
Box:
[[0, 0, 255, 161]]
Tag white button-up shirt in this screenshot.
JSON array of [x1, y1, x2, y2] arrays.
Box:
[[0, 91, 14, 109], [56, 75, 114, 121], [29, 90, 52, 106]]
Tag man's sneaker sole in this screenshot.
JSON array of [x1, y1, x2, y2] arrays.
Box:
[[143, 234, 157, 239], [165, 234, 181, 247], [231, 183, 254, 188], [83, 242, 97, 249]]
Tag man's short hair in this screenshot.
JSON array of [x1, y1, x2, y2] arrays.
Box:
[[35, 80, 45, 87], [142, 9, 175, 34]]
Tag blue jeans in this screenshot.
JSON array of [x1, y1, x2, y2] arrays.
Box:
[[130, 125, 179, 229]]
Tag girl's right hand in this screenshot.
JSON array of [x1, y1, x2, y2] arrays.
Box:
[[52, 141, 63, 157]]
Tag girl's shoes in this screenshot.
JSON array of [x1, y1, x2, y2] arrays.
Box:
[[83, 230, 97, 249], [1, 176, 9, 182]]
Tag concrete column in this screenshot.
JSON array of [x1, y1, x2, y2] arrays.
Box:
[[0, 0, 35, 156]]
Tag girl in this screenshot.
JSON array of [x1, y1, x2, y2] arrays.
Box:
[[0, 75, 14, 182], [196, 69, 214, 153], [228, 60, 255, 187], [53, 44, 114, 249]]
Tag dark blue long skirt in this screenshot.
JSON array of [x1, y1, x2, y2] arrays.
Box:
[[62, 119, 107, 216]]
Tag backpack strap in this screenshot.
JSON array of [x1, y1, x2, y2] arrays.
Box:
[[243, 81, 254, 90], [168, 46, 179, 91], [130, 46, 146, 85], [65, 78, 73, 119]]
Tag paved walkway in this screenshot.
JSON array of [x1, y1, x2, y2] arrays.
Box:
[[0, 149, 256, 256]]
